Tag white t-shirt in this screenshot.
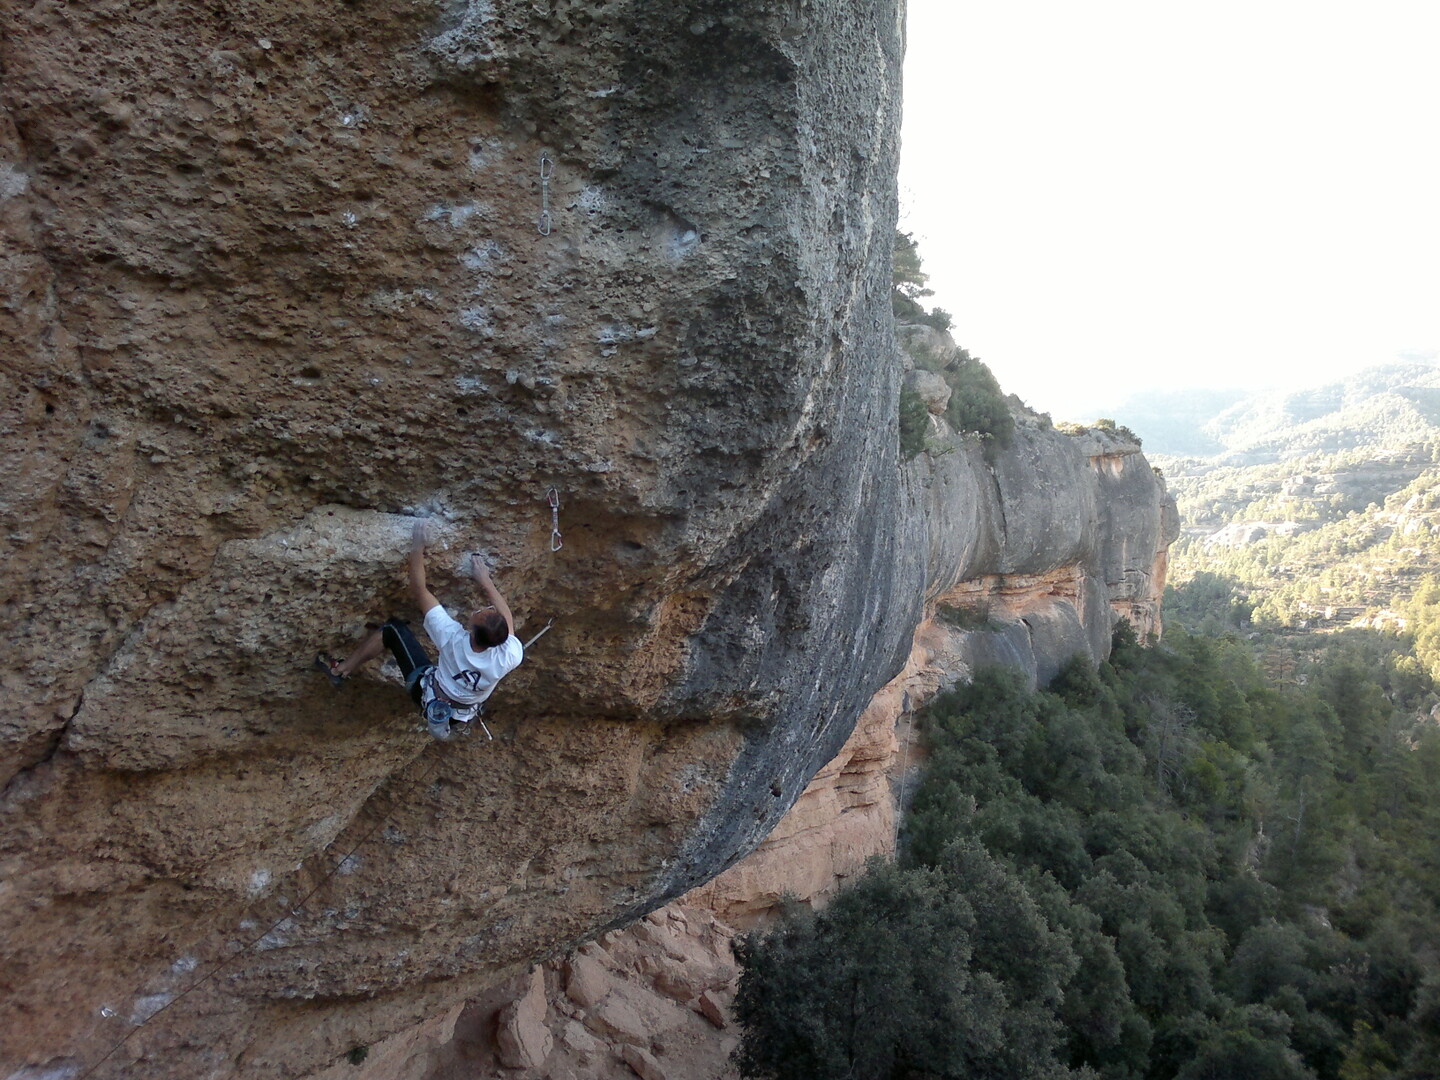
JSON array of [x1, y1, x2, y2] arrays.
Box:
[[423, 606, 524, 707]]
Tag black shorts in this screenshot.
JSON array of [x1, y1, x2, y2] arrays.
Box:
[[382, 619, 433, 706]]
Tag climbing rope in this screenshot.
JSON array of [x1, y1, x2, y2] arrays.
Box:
[[537, 152, 553, 236], [74, 753, 444, 1080], [524, 618, 554, 650], [546, 486, 563, 551]]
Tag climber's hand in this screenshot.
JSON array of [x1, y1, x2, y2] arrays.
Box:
[[411, 518, 432, 552]]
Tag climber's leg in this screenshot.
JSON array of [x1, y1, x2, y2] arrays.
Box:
[[334, 628, 386, 678], [380, 619, 434, 705]]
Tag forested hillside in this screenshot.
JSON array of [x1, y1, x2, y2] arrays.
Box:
[[1155, 363, 1440, 632], [1162, 446, 1440, 632], [733, 628, 1440, 1080]]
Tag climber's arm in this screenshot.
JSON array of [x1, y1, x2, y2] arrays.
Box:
[[409, 520, 440, 615], [471, 556, 515, 636]]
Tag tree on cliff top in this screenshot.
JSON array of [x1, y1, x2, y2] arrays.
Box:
[[944, 348, 1015, 453], [893, 231, 953, 330], [893, 231, 931, 300], [889, 231, 1012, 455]]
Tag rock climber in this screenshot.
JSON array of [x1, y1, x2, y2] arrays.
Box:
[[317, 520, 524, 739]]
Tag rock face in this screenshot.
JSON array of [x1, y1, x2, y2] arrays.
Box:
[[691, 395, 1179, 928], [685, 649, 920, 926], [2, 1, 913, 1075], [922, 412, 1174, 684], [328, 905, 742, 1080], [318, 397, 1180, 1074], [0, 4, 1173, 1080], [903, 368, 951, 415]]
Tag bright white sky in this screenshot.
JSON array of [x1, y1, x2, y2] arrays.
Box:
[[899, 0, 1440, 423]]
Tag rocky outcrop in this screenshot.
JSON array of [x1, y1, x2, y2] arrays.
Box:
[[319, 905, 742, 1080], [0, 4, 1173, 1080], [916, 408, 1175, 687]]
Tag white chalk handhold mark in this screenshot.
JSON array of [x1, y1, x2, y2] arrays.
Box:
[[0, 163, 30, 201], [130, 992, 175, 1025]]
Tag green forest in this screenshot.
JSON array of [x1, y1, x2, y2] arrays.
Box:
[[733, 624, 1440, 1080], [1162, 444, 1440, 632]]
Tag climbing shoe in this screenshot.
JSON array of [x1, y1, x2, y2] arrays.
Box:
[[314, 653, 346, 687]]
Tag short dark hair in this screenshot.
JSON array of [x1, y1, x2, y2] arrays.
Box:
[[471, 611, 508, 650]]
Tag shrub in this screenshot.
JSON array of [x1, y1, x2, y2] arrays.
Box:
[[944, 349, 1013, 452], [1094, 417, 1143, 446], [892, 290, 925, 321], [916, 306, 953, 332], [899, 384, 929, 460]]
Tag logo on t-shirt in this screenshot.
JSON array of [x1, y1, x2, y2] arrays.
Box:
[[453, 669, 488, 693]]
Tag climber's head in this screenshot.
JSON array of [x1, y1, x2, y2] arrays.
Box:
[[469, 607, 509, 650]]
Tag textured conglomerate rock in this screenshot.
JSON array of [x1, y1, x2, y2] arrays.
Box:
[[1, 1, 908, 1076]]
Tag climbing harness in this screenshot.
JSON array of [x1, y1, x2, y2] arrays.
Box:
[[546, 486, 563, 551], [73, 753, 445, 1080], [537, 152, 553, 236]]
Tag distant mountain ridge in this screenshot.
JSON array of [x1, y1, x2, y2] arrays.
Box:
[[1116, 362, 1440, 463]]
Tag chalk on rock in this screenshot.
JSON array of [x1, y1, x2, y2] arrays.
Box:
[[461, 549, 494, 575]]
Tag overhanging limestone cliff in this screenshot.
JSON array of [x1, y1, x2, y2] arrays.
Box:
[[2, 1, 911, 1075], [294, 388, 1182, 1080], [0, 3, 1176, 1078]]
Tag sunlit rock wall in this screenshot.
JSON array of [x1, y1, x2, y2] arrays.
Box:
[[0, 0, 909, 1076]]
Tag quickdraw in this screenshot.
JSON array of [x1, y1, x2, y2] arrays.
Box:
[[547, 486, 563, 551], [537, 152, 553, 236]]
